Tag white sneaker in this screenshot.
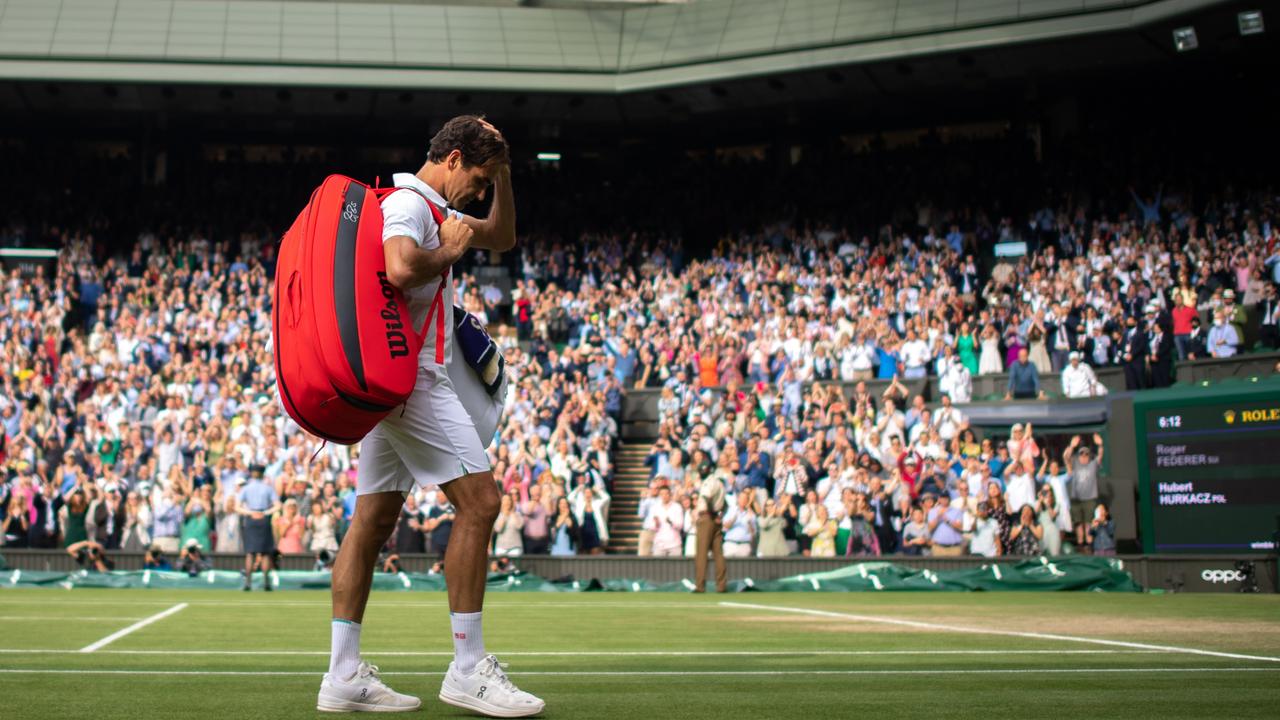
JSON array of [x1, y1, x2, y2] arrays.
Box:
[[438, 654, 545, 718], [317, 661, 422, 713]]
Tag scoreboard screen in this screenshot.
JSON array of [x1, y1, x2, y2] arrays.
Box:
[[1136, 393, 1280, 553]]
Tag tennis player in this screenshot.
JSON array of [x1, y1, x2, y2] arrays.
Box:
[[317, 115, 543, 716]]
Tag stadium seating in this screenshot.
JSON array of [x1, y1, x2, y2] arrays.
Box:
[[1, 132, 1277, 563]]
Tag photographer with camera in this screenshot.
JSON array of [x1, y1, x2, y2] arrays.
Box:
[[180, 538, 212, 576], [316, 548, 336, 572], [143, 545, 172, 571], [66, 539, 114, 573], [489, 556, 517, 576], [381, 552, 403, 574]]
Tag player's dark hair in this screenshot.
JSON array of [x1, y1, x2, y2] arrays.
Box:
[[427, 115, 509, 168]]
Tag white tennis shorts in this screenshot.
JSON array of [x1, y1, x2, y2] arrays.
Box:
[[356, 360, 503, 496]]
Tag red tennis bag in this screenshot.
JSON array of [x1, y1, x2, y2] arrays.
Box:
[[272, 174, 447, 444]]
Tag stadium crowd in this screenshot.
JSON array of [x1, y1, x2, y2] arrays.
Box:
[[0, 229, 621, 565], [1, 132, 1278, 563], [619, 184, 1277, 557]]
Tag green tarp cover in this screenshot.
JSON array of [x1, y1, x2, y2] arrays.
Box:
[[0, 556, 1139, 593], [739, 556, 1140, 592]]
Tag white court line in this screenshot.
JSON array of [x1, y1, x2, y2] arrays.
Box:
[[0, 668, 1276, 677], [0, 648, 1169, 657], [721, 601, 1280, 664], [0, 594, 721, 604], [221, 601, 717, 609], [0, 598, 217, 605], [78, 603, 188, 654], [0, 617, 145, 622]]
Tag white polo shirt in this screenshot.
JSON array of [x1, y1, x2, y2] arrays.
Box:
[[380, 172, 470, 367], [1060, 362, 1098, 398], [901, 339, 930, 370]]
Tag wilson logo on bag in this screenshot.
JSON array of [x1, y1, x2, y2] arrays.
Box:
[[272, 175, 448, 444]]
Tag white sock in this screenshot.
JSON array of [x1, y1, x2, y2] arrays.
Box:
[[329, 619, 362, 680], [450, 611, 484, 675]]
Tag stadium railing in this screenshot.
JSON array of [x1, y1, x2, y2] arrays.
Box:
[[621, 352, 1280, 439]]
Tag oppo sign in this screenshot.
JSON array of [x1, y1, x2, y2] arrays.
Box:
[[1201, 569, 1246, 584]]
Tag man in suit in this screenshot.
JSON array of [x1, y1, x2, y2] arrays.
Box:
[[953, 255, 981, 300], [1082, 324, 1113, 367], [1058, 224, 1084, 258], [1046, 303, 1077, 372], [1185, 316, 1209, 359], [1123, 283, 1147, 320], [1257, 283, 1279, 350], [1120, 313, 1149, 391], [1146, 304, 1174, 389], [1150, 298, 1174, 336]]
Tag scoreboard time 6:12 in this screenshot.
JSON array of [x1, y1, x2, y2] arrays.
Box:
[[1135, 387, 1280, 553]]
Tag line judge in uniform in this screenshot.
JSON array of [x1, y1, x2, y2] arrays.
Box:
[[693, 470, 728, 593], [238, 463, 280, 591]]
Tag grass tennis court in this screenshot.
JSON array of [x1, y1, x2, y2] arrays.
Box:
[[2, 589, 1278, 719]]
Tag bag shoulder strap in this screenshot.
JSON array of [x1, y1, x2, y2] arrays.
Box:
[[382, 184, 450, 363], [388, 184, 447, 227]]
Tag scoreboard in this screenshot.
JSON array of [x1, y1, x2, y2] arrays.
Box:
[[1135, 387, 1280, 553]]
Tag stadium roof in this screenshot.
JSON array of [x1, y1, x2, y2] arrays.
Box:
[[0, 0, 1239, 93]]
